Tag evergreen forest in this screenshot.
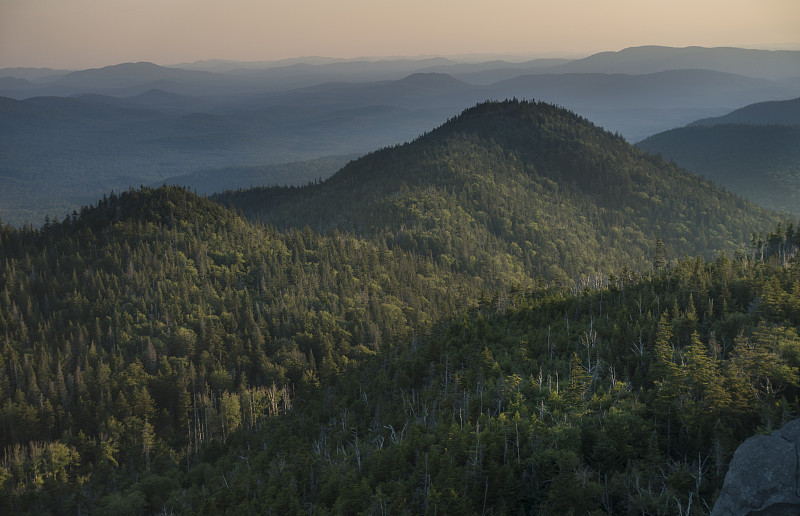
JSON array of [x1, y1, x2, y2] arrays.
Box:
[[0, 100, 798, 514]]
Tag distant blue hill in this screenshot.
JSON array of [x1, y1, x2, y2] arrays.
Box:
[[689, 97, 800, 126], [638, 97, 800, 214]]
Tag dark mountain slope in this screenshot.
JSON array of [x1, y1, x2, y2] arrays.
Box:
[[218, 100, 778, 281], [638, 123, 800, 215], [689, 96, 800, 126]]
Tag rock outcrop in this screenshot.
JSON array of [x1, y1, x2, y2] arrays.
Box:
[[711, 418, 800, 515]]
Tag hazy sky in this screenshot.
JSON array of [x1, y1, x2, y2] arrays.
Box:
[[1, 0, 798, 69]]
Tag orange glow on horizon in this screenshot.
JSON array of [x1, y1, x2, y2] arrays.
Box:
[[0, 0, 798, 68]]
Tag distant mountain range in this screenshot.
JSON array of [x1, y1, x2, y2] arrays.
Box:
[[0, 89, 453, 226], [548, 45, 800, 79], [637, 97, 800, 215], [6, 45, 795, 86], [1, 45, 799, 226]]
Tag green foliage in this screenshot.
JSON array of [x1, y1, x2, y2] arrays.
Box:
[[3, 207, 797, 513], [0, 101, 796, 514], [217, 100, 779, 284]]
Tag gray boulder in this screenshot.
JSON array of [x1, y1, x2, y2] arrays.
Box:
[[711, 419, 800, 515]]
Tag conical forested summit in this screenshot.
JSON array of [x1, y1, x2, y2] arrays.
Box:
[[1, 102, 796, 515], [217, 99, 778, 282]]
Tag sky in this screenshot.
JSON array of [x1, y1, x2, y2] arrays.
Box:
[[1, 0, 799, 69]]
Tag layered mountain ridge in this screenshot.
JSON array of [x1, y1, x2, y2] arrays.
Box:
[[2, 45, 799, 227], [638, 97, 800, 215]]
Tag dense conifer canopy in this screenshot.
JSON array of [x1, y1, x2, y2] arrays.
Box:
[[0, 101, 796, 514]]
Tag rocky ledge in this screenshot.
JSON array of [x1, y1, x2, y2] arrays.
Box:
[[712, 418, 800, 515]]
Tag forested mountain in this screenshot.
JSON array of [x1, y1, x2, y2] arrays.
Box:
[[0, 185, 798, 514], [0, 186, 489, 510], [2, 46, 798, 227], [638, 98, 800, 215], [217, 100, 778, 281], [0, 100, 795, 514]]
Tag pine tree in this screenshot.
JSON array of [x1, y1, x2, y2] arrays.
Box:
[[565, 353, 590, 406], [653, 237, 667, 270]]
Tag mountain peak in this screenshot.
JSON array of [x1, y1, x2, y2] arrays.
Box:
[[392, 72, 470, 93], [103, 61, 162, 70], [428, 99, 604, 148], [216, 100, 775, 282], [62, 61, 165, 77]]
